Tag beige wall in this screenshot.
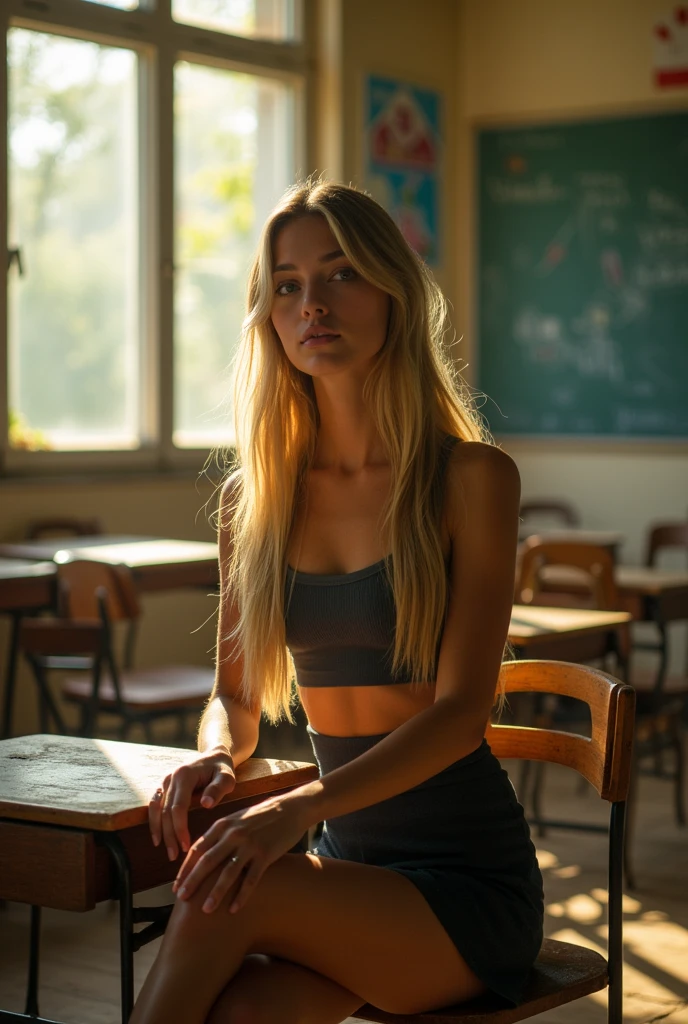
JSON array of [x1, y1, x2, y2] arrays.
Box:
[[456, 0, 688, 570], [316, 0, 460, 303]]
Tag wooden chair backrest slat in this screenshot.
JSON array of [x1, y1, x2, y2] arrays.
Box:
[[517, 538, 619, 611], [646, 521, 688, 566], [489, 660, 635, 801], [56, 560, 141, 624], [19, 619, 103, 657]]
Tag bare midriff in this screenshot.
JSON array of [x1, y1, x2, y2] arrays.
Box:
[[298, 680, 437, 737], [288, 459, 450, 738]]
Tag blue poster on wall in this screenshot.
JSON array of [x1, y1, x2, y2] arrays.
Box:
[[364, 75, 442, 266]]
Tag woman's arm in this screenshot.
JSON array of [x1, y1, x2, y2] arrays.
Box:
[[285, 442, 520, 825]]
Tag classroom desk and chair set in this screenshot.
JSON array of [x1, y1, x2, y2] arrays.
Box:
[[0, 660, 635, 1024], [0, 527, 683, 1024]]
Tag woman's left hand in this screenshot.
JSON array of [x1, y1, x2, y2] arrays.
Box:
[[172, 790, 312, 914]]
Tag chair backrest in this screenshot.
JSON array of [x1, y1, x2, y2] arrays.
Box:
[[489, 660, 635, 801], [645, 521, 688, 567], [520, 500, 580, 528], [26, 516, 103, 540], [56, 559, 140, 624], [517, 537, 619, 611]]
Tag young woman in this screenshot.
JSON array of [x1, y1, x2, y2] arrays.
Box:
[[132, 179, 543, 1024]]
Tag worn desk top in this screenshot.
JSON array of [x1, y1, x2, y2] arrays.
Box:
[[0, 734, 318, 832], [518, 528, 624, 548], [0, 536, 218, 568], [0, 537, 219, 593], [508, 604, 630, 646], [0, 558, 57, 581]]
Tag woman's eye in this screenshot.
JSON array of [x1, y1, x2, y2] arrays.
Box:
[[332, 266, 355, 281], [275, 281, 298, 296]]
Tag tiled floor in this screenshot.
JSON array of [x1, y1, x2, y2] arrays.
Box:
[[1, 752, 686, 1023]]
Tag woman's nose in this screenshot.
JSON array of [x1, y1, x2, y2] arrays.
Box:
[[301, 282, 329, 318]]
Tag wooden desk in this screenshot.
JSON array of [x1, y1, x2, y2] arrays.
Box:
[[0, 734, 318, 1024], [509, 605, 631, 663], [517, 528, 624, 551], [0, 560, 56, 614], [0, 536, 219, 593], [529, 566, 688, 690], [0, 540, 219, 738], [0, 562, 58, 741], [617, 567, 688, 694]]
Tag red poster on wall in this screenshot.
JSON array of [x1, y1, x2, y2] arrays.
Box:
[[654, 6, 688, 87]]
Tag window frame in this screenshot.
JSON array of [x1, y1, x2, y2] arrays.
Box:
[[1, 0, 312, 478]]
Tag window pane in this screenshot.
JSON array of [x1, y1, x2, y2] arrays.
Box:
[[8, 30, 139, 451], [173, 0, 296, 41], [174, 61, 294, 447], [81, 0, 139, 9]]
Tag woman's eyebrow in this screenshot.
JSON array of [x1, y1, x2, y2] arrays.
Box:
[[273, 249, 345, 273]]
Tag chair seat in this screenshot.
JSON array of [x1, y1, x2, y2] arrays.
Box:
[[352, 938, 608, 1024], [61, 664, 214, 710]]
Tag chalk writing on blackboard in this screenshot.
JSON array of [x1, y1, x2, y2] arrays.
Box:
[[478, 112, 688, 438]]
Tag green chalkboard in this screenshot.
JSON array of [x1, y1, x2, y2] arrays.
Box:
[[478, 112, 688, 438]]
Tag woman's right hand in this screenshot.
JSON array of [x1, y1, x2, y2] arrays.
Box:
[[148, 747, 236, 861]]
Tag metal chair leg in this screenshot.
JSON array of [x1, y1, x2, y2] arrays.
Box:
[[607, 801, 626, 1024], [623, 758, 638, 891]]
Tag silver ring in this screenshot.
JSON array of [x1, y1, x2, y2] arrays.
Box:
[[152, 789, 164, 801], [228, 853, 240, 864]]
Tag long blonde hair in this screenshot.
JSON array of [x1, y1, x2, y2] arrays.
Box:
[[224, 177, 489, 723]]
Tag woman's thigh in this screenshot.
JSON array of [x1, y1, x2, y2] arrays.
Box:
[[175, 852, 485, 1016]]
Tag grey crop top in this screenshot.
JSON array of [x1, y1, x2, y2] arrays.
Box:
[[284, 436, 459, 688]]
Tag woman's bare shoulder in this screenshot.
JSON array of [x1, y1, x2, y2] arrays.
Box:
[[444, 441, 520, 525]]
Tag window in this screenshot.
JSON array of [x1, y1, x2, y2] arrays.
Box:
[[173, 0, 297, 41], [174, 62, 294, 447], [2, 0, 308, 471]]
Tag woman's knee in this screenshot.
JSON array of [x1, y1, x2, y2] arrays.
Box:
[[165, 864, 239, 942]]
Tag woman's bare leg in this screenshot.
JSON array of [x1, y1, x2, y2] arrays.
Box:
[[206, 954, 363, 1024], [131, 853, 485, 1024]]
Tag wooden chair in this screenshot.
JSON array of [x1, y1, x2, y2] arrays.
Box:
[[519, 500, 580, 530], [516, 538, 684, 875], [639, 522, 688, 701], [631, 521, 688, 825], [25, 516, 104, 539], [19, 558, 214, 741], [352, 660, 635, 1024], [645, 520, 688, 567], [517, 538, 619, 615]]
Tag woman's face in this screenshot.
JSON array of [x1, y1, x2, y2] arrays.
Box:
[[270, 214, 391, 380]]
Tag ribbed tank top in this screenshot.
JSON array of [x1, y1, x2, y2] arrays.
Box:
[[284, 437, 459, 688]]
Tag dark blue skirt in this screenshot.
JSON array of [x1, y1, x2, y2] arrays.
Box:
[[307, 728, 544, 1007]]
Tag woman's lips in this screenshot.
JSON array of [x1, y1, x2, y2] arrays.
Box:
[[301, 333, 341, 347]]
